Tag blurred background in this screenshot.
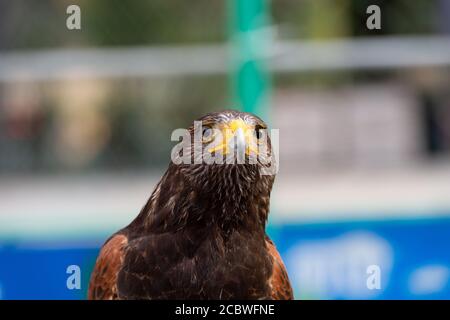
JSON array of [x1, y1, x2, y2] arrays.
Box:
[[1, 0, 450, 299]]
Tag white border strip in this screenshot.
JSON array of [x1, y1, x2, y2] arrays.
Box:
[[1, 36, 450, 82]]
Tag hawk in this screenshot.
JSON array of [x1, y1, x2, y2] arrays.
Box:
[[88, 110, 293, 300]]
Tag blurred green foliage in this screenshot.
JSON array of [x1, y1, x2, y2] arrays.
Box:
[[0, 0, 441, 50], [0, 0, 225, 49]]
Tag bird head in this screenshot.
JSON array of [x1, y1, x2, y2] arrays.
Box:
[[176, 109, 276, 174], [170, 110, 276, 197]]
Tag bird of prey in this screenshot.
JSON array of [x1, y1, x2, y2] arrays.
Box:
[[88, 110, 293, 300]]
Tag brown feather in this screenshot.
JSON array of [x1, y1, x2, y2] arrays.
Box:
[[266, 238, 294, 300], [88, 234, 128, 300]]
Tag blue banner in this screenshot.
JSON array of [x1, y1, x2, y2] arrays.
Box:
[[0, 217, 449, 299]]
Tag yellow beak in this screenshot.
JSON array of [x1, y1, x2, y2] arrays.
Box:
[[207, 119, 259, 156]]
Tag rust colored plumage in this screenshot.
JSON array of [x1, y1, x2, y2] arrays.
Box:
[[88, 234, 127, 300], [266, 238, 294, 299], [88, 110, 293, 300]]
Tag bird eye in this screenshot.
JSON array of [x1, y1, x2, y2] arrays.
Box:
[[202, 126, 214, 142], [254, 126, 264, 140]]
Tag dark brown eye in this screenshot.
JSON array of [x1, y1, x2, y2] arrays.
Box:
[[202, 126, 214, 142], [254, 126, 264, 140]]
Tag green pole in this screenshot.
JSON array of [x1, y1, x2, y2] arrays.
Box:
[[228, 0, 271, 122]]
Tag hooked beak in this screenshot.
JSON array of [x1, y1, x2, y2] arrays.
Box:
[[207, 119, 258, 156], [234, 127, 246, 157]]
